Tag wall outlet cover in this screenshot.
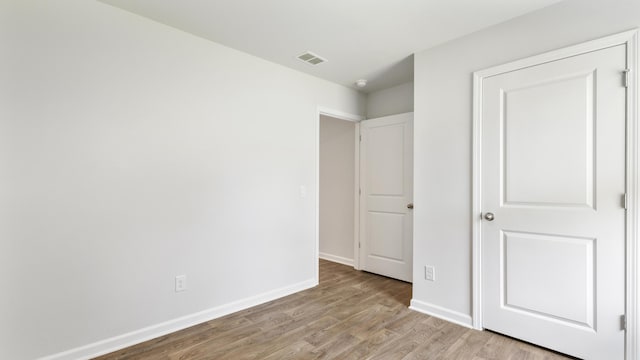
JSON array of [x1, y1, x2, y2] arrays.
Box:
[[175, 275, 187, 292], [425, 265, 435, 281]]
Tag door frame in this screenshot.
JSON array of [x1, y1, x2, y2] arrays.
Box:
[[471, 29, 638, 358], [316, 106, 364, 279]]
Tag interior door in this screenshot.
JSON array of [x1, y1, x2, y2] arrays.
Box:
[[360, 113, 413, 282], [481, 45, 627, 359]]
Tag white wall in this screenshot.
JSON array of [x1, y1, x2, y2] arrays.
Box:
[[319, 116, 356, 265], [366, 82, 414, 119], [412, 0, 640, 324], [0, 1, 365, 359]]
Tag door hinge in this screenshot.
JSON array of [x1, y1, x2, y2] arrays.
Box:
[[359, 134, 362, 142], [621, 314, 627, 331], [623, 69, 630, 88], [358, 242, 361, 249], [359, 188, 361, 195], [623, 193, 628, 210]]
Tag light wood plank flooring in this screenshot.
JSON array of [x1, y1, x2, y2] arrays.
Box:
[[95, 260, 571, 359]]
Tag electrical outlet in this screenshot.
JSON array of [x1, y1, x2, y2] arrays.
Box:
[[425, 266, 435, 281], [175, 275, 187, 292]]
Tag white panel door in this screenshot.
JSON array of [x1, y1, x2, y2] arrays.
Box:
[[360, 113, 413, 282], [481, 45, 626, 359]]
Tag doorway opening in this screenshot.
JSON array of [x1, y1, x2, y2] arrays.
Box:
[[318, 112, 360, 272], [316, 108, 414, 284]]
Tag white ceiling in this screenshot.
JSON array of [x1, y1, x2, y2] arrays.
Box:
[[100, 0, 564, 93]]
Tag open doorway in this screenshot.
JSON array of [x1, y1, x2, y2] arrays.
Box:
[[316, 109, 414, 283], [318, 114, 359, 268]]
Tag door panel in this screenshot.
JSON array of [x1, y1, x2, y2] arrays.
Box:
[[360, 113, 413, 282], [368, 212, 404, 261], [368, 125, 405, 195], [503, 231, 595, 328], [482, 45, 626, 359], [504, 71, 595, 207]]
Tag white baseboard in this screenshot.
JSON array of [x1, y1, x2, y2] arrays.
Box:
[[319, 252, 354, 267], [409, 299, 473, 329], [40, 278, 317, 360]]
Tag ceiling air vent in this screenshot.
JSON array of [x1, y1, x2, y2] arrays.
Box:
[[297, 51, 327, 65]]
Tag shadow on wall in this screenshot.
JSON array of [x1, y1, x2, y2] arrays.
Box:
[[360, 55, 414, 94]]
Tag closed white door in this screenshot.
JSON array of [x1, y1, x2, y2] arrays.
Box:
[[360, 113, 413, 282], [481, 45, 626, 359]]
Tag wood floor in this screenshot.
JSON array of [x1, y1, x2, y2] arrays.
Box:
[[96, 260, 571, 360]]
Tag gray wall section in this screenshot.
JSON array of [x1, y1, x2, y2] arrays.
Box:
[[366, 82, 414, 119], [0, 1, 365, 358]]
